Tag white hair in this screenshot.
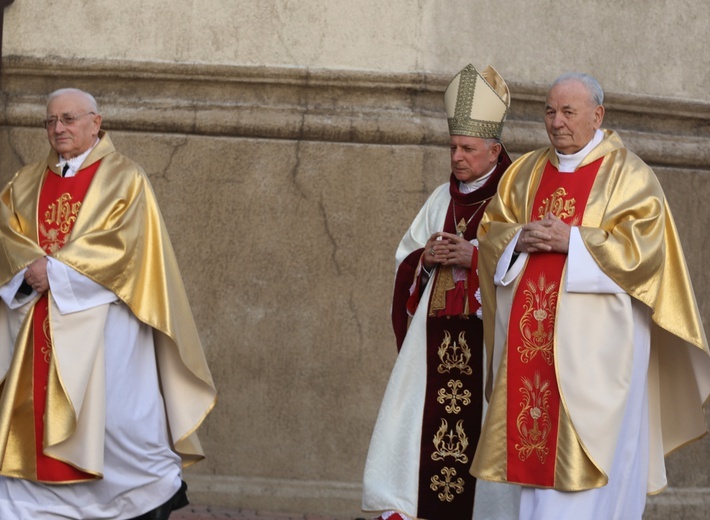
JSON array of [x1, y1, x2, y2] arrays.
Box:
[[47, 88, 100, 113], [551, 73, 604, 106]]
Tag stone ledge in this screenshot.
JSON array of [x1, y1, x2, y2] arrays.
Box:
[[1, 56, 709, 169]]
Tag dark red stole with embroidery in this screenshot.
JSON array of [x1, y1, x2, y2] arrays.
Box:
[[414, 156, 510, 519]]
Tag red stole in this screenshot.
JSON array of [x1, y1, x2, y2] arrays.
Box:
[[505, 158, 602, 486], [33, 161, 100, 482]]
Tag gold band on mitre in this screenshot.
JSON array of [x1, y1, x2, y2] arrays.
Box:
[[445, 64, 510, 139]]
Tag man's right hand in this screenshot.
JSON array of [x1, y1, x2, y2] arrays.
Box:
[[24, 257, 49, 294], [423, 232, 450, 269]]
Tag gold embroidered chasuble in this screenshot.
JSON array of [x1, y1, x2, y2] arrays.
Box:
[[0, 132, 216, 480], [471, 130, 710, 492]]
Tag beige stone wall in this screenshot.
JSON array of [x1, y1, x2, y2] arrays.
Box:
[[1, 1, 710, 518]]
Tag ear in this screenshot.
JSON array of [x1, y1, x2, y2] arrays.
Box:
[[91, 114, 103, 136], [593, 105, 605, 129], [489, 141, 502, 159]]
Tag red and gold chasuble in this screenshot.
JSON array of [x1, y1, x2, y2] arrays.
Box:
[[33, 162, 100, 482], [506, 158, 602, 486]]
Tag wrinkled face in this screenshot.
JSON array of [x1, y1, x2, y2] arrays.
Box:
[[544, 80, 604, 155], [449, 135, 501, 183], [46, 92, 102, 159]]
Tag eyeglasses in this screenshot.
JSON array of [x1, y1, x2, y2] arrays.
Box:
[[43, 112, 96, 129]]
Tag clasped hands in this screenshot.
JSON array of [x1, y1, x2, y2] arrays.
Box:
[[515, 212, 570, 253], [423, 232, 474, 270], [24, 257, 49, 294]]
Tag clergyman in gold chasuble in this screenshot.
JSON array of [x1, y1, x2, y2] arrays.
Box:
[[471, 73, 710, 520], [0, 88, 216, 518]]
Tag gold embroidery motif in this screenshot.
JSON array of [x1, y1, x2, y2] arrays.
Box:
[[41, 315, 52, 364], [44, 193, 82, 233], [430, 467, 465, 502], [437, 379, 471, 414], [429, 266, 456, 316], [41, 194, 82, 252], [432, 418, 469, 463], [437, 331, 472, 375], [538, 187, 575, 220], [515, 372, 552, 464], [38, 223, 67, 254], [517, 273, 557, 365]]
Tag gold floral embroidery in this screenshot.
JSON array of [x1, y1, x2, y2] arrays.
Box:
[[432, 418, 469, 464], [437, 379, 471, 414], [39, 223, 66, 254], [538, 187, 575, 220], [515, 372, 552, 464], [430, 467, 465, 502], [437, 331, 472, 375], [41, 314, 52, 364], [517, 273, 557, 365]]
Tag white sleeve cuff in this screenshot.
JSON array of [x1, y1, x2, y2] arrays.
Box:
[[47, 258, 118, 314], [494, 229, 528, 286], [0, 269, 36, 309], [566, 227, 624, 294]]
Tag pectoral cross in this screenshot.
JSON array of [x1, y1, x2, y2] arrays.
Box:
[[456, 218, 468, 237]]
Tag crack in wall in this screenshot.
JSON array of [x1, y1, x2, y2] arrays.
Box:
[[318, 196, 341, 276], [348, 293, 363, 346], [289, 133, 341, 276], [154, 135, 189, 182]]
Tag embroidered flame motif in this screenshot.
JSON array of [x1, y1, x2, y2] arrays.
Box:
[[437, 331, 472, 375], [431, 418, 469, 463], [515, 372, 552, 463], [430, 467, 465, 502], [517, 273, 558, 365], [538, 187, 575, 221]]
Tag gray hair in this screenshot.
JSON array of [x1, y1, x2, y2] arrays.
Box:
[[47, 88, 100, 113], [551, 73, 604, 106]]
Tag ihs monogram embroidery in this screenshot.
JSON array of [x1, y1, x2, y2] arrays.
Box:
[[538, 187, 575, 220], [40, 193, 82, 253]]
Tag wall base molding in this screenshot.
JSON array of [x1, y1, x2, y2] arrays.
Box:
[[184, 474, 363, 518], [183, 475, 710, 519], [645, 488, 710, 519]]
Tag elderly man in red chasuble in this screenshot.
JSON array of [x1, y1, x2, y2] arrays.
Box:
[[0, 88, 216, 519]]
